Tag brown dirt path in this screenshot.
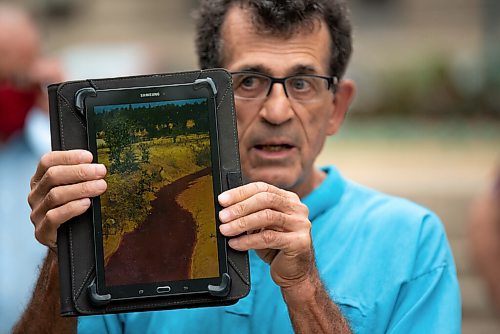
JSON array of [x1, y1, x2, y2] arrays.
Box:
[[105, 167, 211, 286]]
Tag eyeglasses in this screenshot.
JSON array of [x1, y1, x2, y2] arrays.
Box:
[[231, 71, 337, 103]]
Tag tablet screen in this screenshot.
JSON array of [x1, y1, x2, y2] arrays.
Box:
[[89, 96, 220, 289]]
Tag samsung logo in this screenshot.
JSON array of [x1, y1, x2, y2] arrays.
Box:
[[140, 92, 160, 97]]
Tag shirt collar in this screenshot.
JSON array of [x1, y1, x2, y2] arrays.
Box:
[[302, 166, 346, 221]]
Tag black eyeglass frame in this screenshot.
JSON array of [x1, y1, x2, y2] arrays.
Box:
[[230, 71, 338, 100]]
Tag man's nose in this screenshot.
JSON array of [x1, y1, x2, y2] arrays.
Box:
[[259, 83, 294, 125]]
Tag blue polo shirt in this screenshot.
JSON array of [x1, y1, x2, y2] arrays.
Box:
[[78, 166, 461, 333]]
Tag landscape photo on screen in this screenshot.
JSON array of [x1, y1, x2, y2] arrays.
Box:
[[91, 98, 219, 287]]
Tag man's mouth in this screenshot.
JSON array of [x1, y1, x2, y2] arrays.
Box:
[[255, 144, 294, 152]]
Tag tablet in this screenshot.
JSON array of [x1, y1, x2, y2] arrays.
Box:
[[84, 79, 229, 302]]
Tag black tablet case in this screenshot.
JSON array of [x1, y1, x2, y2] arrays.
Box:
[[48, 69, 250, 316]]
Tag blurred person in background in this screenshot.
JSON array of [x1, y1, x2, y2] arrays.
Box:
[[0, 4, 63, 333], [469, 168, 500, 315]]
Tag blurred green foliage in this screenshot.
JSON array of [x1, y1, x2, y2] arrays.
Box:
[[350, 56, 500, 119]]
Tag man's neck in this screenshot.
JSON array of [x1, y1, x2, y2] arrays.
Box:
[[292, 168, 327, 199]]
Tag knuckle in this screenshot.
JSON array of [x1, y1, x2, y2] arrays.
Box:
[[299, 215, 312, 229], [45, 188, 59, 207], [285, 197, 297, 212], [278, 212, 287, 229], [44, 167, 58, 185], [29, 210, 38, 226], [237, 187, 247, 200], [263, 208, 275, 222], [265, 192, 276, 205], [296, 217, 312, 235], [237, 217, 247, 230], [76, 166, 89, 181], [233, 203, 246, 217], [27, 192, 35, 208], [252, 182, 262, 193], [62, 151, 74, 165], [39, 152, 53, 170], [34, 228, 43, 245], [296, 231, 311, 249], [305, 218, 312, 229], [79, 182, 90, 196], [255, 181, 270, 192], [262, 229, 277, 244], [44, 209, 59, 226], [29, 175, 36, 189], [34, 223, 49, 246], [290, 191, 301, 202], [300, 203, 309, 216]]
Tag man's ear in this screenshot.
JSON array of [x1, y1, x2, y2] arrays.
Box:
[[326, 79, 356, 135]]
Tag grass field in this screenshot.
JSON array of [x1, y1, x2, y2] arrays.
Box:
[[99, 134, 211, 263]]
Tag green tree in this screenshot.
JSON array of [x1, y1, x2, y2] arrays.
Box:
[[103, 117, 138, 173]]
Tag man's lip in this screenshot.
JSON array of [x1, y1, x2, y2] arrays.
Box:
[[251, 143, 297, 157], [254, 143, 295, 150], [252, 138, 296, 147]]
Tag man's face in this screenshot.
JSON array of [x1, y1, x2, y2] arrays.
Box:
[[221, 7, 341, 197]]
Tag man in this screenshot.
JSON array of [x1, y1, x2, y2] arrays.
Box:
[[0, 5, 63, 333], [15, 1, 461, 333]]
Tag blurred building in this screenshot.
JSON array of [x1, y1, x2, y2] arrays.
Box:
[[19, 0, 497, 74], [29, 0, 200, 73], [18, 0, 496, 116]]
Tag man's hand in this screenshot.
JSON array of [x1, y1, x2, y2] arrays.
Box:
[[28, 149, 107, 250], [218, 181, 313, 289], [218, 181, 351, 333]]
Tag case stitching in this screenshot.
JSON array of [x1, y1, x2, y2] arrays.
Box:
[[58, 97, 65, 148], [90, 70, 202, 86], [228, 257, 250, 285], [68, 226, 77, 301], [102, 292, 249, 313], [57, 87, 86, 129], [207, 69, 242, 182], [87, 79, 99, 90], [228, 89, 241, 170], [74, 264, 95, 299], [216, 70, 242, 171], [216, 84, 230, 111]]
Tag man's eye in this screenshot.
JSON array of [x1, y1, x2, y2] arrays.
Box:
[[290, 78, 311, 91], [241, 76, 258, 88]]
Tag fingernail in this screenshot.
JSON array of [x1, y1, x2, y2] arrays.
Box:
[[228, 239, 238, 249], [219, 210, 230, 222], [95, 164, 107, 177], [218, 192, 230, 204], [219, 224, 230, 234], [95, 179, 107, 191], [79, 150, 93, 162], [79, 198, 91, 206]]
